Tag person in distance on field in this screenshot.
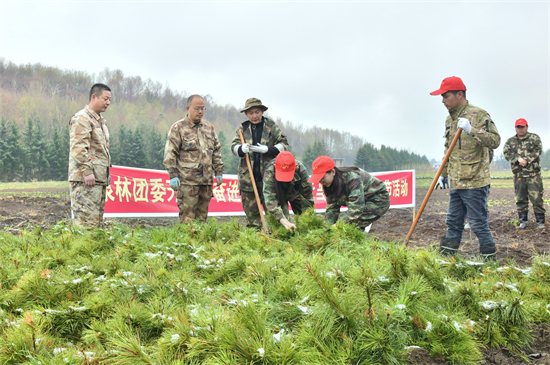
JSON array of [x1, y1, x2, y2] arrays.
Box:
[[163, 94, 224, 223], [430, 76, 500, 259], [68, 83, 112, 227], [503, 118, 546, 230], [231, 98, 289, 229], [308, 156, 390, 231], [263, 151, 314, 231]]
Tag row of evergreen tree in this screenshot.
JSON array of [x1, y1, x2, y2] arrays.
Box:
[[0, 116, 434, 182]]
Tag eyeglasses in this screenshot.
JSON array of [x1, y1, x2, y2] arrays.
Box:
[[515, 126, 526, 128], [319, 172, 328, 183], [193, 107, 206, 111]]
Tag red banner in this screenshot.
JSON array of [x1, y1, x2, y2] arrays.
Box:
[[104, 166, 415, 217]]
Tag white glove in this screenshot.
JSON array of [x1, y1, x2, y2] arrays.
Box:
[[241, 143, 250, 154], [249, 143, 268, 154], [457, 118, 471, 134], [437, 176, 444, 189]]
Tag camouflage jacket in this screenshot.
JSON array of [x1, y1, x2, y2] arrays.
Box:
[[263, 159, 314, 221], [231, 116, 289, 192], [441, 102, 500, 189], [503, 132, 542, 177], [325, 168, 388, 226], [68, 105, 111, 184], [163, 116, 224, 186]]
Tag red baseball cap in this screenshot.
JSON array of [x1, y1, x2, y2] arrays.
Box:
[[274, 151, 296, 182], [515, 118, 528, 127], [308, 156, 335, 183], [430, 76, 467, 95]]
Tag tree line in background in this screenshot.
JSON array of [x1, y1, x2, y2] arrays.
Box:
[[0, 60, 477, 182]]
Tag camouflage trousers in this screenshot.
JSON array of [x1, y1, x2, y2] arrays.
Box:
[[514, 174, 546, 215], [356, 190, 391, 229], [70, 182, 107, 227], [240, 182, 267, 229], [281, 195, 314, 220], [176, 184, 213, 222]]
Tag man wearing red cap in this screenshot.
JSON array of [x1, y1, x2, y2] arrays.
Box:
[[430, 76, 501, 259], [263, 151, 314, 230], [503, 118, 545, 230]]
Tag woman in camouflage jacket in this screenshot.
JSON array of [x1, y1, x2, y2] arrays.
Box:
[[308, 156, 390, 230]]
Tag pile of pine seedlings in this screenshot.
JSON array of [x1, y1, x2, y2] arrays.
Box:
[[0, 211, 548, 364]]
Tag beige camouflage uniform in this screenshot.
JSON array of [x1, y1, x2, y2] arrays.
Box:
[[69, 105, 111, 226], [163, 116, 224, 222], [231, 117, 289, 228], [441, 102, 501, 188]]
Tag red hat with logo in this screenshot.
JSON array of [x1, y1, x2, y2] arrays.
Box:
[[430, 76, 467, 95], [275, 151, 297, 182], [308, 156, 335, 183], [515, 118, 528, 127]]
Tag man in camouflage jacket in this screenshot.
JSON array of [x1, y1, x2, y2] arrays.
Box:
[[231, 98, 289, 229], [431, 77, 501, 259], [69, 83, 112, 227], [263, 153, 314, 230], [164, 95, 224, 222], [503, 118, 545, 229]]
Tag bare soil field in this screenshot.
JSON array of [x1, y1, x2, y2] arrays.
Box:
[[0, 183, 549, 364], [0, 184, 547, 267]]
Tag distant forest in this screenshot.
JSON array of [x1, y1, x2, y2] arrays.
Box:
[[0, 60, 435, 182]]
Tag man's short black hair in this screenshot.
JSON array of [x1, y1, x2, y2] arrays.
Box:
[[448, 90, 466, 99], [187, 94, 203, 105], [89, 83, 111, 101]]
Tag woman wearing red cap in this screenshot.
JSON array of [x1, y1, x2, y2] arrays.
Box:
[[308, 156, 390, 230], [263, 151, 314, 230]]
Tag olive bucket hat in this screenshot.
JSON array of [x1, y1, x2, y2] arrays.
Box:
[[240, 97, 268, 113]]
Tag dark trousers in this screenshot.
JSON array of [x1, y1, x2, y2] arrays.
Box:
[[446, 185, 495, 249]]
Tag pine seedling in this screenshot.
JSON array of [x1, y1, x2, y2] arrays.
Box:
[[387, 244, 411, 282], [422, 314, 482, 365], [449, 279, 481, 315], [530, 255, 550, 283], [447, 256, 486, 280], [352, 309, 411, 365], [266, 213, 294, 240], [391, 274, 431, 315], [411, 250, 447, 292], [0, 315, 55, 364], [104, 326, 155, 365]]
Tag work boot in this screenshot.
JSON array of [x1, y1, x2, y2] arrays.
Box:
[[517, 211, 528, 229], [440, 236, 461, 256], [480, 244, 497, 261], [535, 212, 546, 230]]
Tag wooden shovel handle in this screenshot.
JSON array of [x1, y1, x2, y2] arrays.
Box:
[[239, 131, 268, 233], [405, 129, 462, 244]]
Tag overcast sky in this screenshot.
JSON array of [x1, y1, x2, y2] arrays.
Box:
[[1, 0, 548, 160]]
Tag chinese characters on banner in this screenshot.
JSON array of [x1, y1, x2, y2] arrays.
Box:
[[104, 166, 415, 217]]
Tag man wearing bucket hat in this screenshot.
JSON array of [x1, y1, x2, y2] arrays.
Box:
[[308, 156, 390, 230], [503, 118, 546, 230], [430, 76, 501, 259], [231, 98, 289, 229], [263, 151, 314, 230]]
